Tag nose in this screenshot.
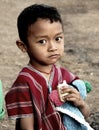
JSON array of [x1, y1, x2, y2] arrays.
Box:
[[48, 41, 57, 52]]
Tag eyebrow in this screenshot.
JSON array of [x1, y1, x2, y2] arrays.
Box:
[[55, 32, 64, 36]]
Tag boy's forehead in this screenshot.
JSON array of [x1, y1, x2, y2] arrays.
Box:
[[29, 18, 62, 27], [28, 18, 63, 34]]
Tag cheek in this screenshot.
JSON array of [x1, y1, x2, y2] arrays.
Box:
[[27, 47, 38, 57], [32, 48, 46, 57], [31, 49, 42, 57]]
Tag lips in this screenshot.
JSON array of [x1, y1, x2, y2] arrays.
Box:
[[49, 54, 60, 58]]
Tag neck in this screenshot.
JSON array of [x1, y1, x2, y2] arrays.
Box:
[[29, 63, 53, 75], [34, 67, 52, 75]]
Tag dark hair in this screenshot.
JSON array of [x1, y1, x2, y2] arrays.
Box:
[[17, 4, 63, 45]]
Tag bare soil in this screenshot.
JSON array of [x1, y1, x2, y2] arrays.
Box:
[[0, 0, 99, 130]]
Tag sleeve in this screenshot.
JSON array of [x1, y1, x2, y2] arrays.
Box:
[[5, 81, 33, 119]]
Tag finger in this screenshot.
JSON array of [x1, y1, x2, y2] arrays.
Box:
[[61, 87, 79, 94], [66, 93, 83, 103]]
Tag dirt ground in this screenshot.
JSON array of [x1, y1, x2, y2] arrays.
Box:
[[0, 0, 99, 130]]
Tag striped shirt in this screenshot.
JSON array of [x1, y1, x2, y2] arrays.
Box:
[[5, 64, 77, 130]]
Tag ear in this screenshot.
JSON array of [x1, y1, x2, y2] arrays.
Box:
[[16, 40, 27, 52]]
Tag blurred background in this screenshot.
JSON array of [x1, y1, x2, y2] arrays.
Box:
[[0, 0, 99, 129]]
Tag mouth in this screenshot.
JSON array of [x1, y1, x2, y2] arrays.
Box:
[[49, 54, 60, 59]]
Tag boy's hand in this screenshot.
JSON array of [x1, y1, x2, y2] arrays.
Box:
[[60, 86, 84, 107], [57, 80, 90, 118]]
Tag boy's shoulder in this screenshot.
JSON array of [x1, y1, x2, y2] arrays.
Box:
[[55, 65, 77, 83], [55, 64, 70, 72]]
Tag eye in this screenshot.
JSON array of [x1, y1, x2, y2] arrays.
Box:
[[55, 36, 63, 42], [38, 39, 47, 45]]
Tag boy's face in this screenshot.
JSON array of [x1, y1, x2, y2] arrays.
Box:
[[26, 18, 64, 66]]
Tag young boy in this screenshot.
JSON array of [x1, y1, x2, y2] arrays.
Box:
[[5, 4, 91, 130]]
